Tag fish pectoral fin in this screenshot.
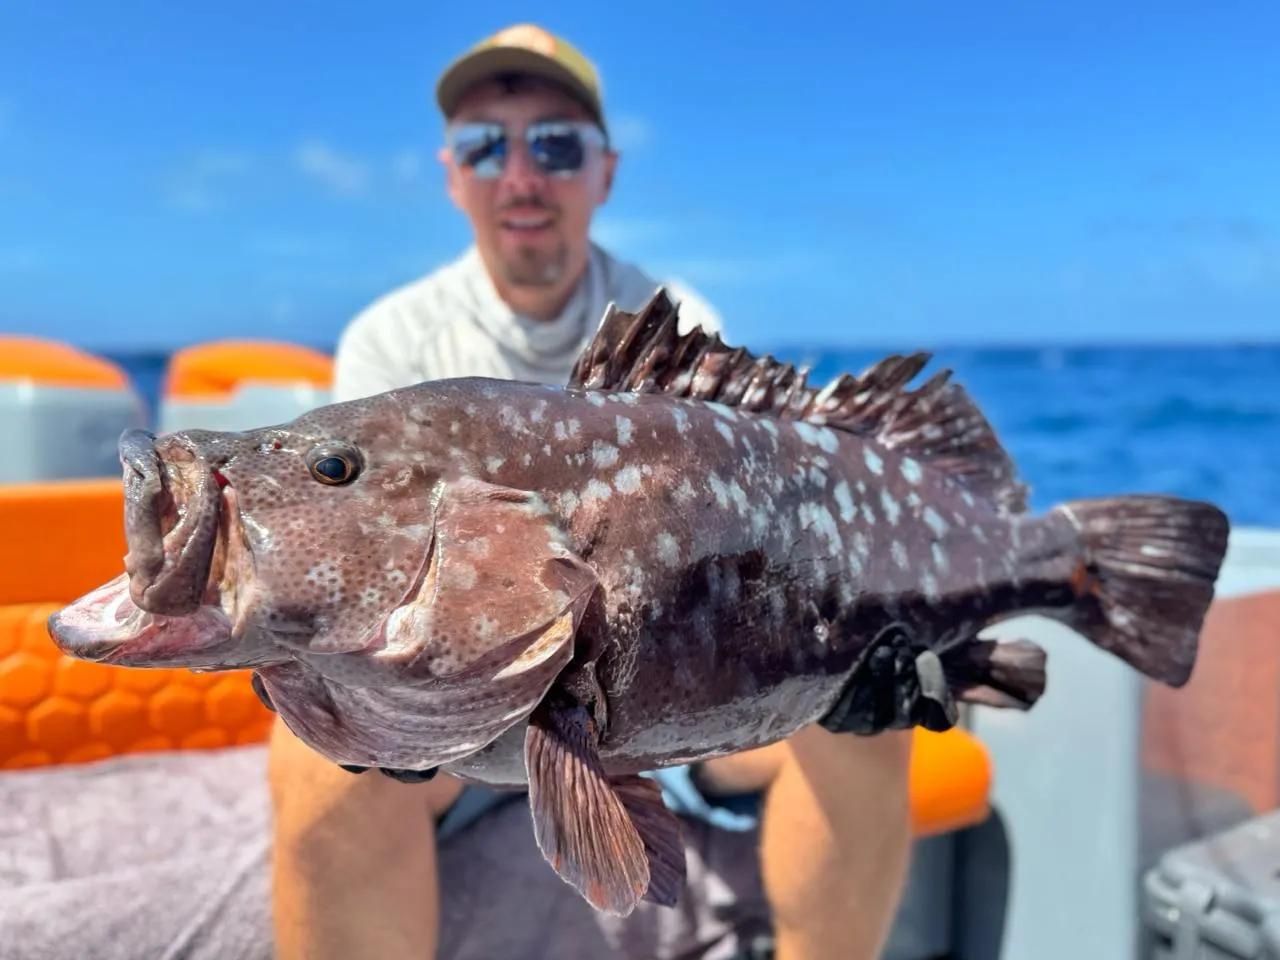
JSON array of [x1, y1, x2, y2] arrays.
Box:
[[944, 638, 1048, 711], [524, 705, 685, 916], [819, 625, 962, 734]]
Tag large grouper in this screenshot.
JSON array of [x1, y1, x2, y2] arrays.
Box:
[[49, 290, 1230, 915]]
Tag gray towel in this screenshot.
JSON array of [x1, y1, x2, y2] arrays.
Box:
[[0, 746, 770, 960]]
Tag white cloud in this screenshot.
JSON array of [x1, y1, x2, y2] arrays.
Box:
[[295, 140, 368, 196], [608, 112, 651, 151]]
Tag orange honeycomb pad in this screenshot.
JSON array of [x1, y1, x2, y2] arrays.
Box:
[[0, 335, 129, 390], [165, 340, 333, 399], [908, 727, 992, 836], [0, 478, 128, 606], [0, 603, 273, 770]]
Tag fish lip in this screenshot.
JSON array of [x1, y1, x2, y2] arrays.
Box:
[[121, 430, 223, 616]]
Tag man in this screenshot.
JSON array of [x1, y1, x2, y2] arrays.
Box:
[[268, 24, 914, 960]]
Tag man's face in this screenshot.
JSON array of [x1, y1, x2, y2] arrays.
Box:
[[441, 79, 617, 293]]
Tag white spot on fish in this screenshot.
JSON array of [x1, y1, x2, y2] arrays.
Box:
[[498, 406, 526, 433], [616, 416, 634, 446], [921, 570, 939, 600], [671, 406, 690, 434], [923, 506, 949, 538], [881, 489, 901, 525], [799, 502, 842, 552], [847, 552, 863, 577], [751, 505, 770, 538], [592, 441, 619, 468], [809, 465, 828, 488], [451, 562, 478, 590], [522, 453, 532, 467], [557, 491, 580, 518], [864, 448, 884, 475], [675, 478, 697, 504], [582, 479, 612, 503], [450, 421, 460, 435], [907, 491, 923, 509], [759, 419, 778, 437], [708, 474, 730, 509], [656, 533, 681, 568], [960, 489, 976, 508], [728, 479, 750, 516], [485, 456, 505, 473], [587, 392, 607, 407], [530, 400, 547, 424], [834, 481, 855, 522], [714, 421, 736, 447], [707, 402, 738, 421], [542, 444, 552, 456], [861, 502, 877, 525], [901, 457, 923, 485], [892, 541, 909, 569], [614, 465, 642, 494], [931, 543, 950, 572]]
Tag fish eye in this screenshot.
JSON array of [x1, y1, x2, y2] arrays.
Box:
[[306, 445, 362, 486]]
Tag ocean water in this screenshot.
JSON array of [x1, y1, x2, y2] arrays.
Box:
[[107, 344, 1280, 527]]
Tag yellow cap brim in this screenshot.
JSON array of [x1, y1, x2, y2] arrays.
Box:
[[435, 47, 605, 131]]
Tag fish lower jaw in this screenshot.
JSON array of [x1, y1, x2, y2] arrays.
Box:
[[50, 573, 237, 668]]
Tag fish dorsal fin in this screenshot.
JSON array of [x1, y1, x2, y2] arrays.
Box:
[[568, 289, 1027, 514]]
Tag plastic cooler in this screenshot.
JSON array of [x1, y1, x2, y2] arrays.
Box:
[[0, 335, 145, 482], [1144, 809, 1280, 959], [158, 339, 333, 433]]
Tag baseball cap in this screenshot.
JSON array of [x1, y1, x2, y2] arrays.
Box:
[[435, 24, 607, 134]]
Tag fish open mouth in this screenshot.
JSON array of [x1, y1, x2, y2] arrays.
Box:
[[48, 430, 247, 669], [121, 428, 222, 615]]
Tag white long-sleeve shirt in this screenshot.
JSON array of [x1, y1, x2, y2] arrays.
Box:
[[333, 243, 723, 402]]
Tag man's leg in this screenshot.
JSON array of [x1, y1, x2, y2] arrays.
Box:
[[700, 727, 914, 960], [267, 717, 463, 960]]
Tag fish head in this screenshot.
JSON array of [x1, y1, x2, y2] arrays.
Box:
[[49, 387, 602, 769], [48, 393, 442, 670]]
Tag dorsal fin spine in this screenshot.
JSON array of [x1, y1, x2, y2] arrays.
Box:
[[568, 289, 1028, 513]]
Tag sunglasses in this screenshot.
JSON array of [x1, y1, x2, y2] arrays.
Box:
[[446, 120, 608, 179]]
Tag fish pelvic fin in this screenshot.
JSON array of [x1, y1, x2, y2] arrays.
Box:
[[567, 289, 1027, 514], [525, 705, 686, 916], [1049, 495, 1229, 686]]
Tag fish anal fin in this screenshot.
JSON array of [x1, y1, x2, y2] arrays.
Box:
[[943, 638, 1048, 710], [612, 775, 686, 907], [567, 290, 1026, 513], [524, 706, 654, 916]]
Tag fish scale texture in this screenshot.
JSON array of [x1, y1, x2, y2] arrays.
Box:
[[0, 603, 273, 769]]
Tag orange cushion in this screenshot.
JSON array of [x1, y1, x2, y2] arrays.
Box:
[[0, 336, 129, 390], [164, 341, 333, 399], [0, 602, 272, 770], [0, 479, 128, 606], [909, 727, 992, 836]]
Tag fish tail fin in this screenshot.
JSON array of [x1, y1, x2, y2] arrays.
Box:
[[1047, 495, 1230, 687]]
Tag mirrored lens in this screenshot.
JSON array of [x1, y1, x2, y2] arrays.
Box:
[[528, 125, 586, 175], [449, 123, 507, 178]]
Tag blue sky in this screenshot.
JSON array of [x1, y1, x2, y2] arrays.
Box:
[[2, 1, 1278, 351]]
